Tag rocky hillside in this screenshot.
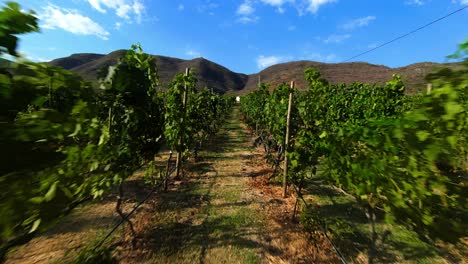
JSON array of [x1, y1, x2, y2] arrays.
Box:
[[48, 50, 248, 94], [48, 51, 462, 95], [244, 61, 463, 94]]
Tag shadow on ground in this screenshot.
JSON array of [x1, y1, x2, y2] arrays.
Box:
[[302, 180, 455, 263]]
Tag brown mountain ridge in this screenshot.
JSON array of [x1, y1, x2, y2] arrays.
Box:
[[48, 50, 248, 94], [48, 50, 463, 95]]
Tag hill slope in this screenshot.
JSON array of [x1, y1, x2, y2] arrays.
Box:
[[48, 51, 462, 95], [48, 53, 105, 71], [244, 61, 463, 94], [49, 50, 248, 94]]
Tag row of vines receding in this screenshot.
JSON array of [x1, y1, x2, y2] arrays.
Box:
[[0, 2, 235, 258], [240, 41, 467, 261]]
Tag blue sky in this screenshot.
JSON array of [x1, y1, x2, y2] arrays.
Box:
[[11, 0, 468, 74]]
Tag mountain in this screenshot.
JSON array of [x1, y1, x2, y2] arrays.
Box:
[[244, 61, 464, 94], [48, 53, 104, 70], [48, 50, 248, 94], [48, 51, 463, 95]]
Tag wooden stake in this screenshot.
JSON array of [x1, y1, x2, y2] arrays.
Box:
[[427, 83, 432, 94], [283, 81, 294, 198], [175, 68, 189, 179], [164, 151, 173, 191]]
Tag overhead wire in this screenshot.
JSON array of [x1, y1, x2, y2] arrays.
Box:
[[341, 5, 468, 62]]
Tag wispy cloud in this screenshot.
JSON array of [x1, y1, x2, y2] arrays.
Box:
[[323, 33, 351, 43], [257, 55, 281, 69], [304, 0, 337, 14], [410, 0, 468, 7], [261, 0, 336, 14], [237, 1, 255, 15], [178, 4, 184, 11], [405, 0, 427, 6], [256, 51, 337, 69], [40, 4, 110, 40], [342, 16, 376, 30], [236, 0, 337, 22], [256, 55, 293, 69], [87, 0, 145, 23], [237, 0, 259, 23], [186, 50, 201, 58], [455, 0, 468, 4], [260, 0, 293, 13], [197, 0, 219, 15], [237, 16, 259, 23], [287, 25, 296, 31]]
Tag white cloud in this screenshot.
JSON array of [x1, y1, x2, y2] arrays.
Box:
[[115, 22, 122, 29], [237, 0, 259, 23], [237, 1, 255, 15], [132, 0, 144, 22], [257, 55, 281, 69], [304, 0, 337, 14], [178, 4, 184, 11], [235, 0, 337, 21], [116, 4, 132, 19], [408, 0, 467, 5], [260, 0, 294, 12], [260, 0, 335, 14], [259, 0, 291, 14], [87, 0, 106, 12], [287, 25, 296, 31], [186, 50, 201, 58], [237, 16, 259, 23], [342, 16, 376, 30], [256, 55, 293, 69], [323, 34, 351, 43], [87, 0, 144, 23], [257, 53, 340, 69], [41, 4, 110, 40], [238, 0, 323, 23], [405, 0, 426, 5]]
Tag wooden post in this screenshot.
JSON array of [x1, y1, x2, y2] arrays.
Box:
[[427, 83, 432, 94], [164, 151, 173, 191], [283, 81, 294, 198], [108, 107, 112, 133], [48, 77, 52, 107], [175, 68, 189, 179]]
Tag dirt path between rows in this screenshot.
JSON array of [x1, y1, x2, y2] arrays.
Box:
[[117, 106, 339, 263], [6, 106, 339, 264]]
